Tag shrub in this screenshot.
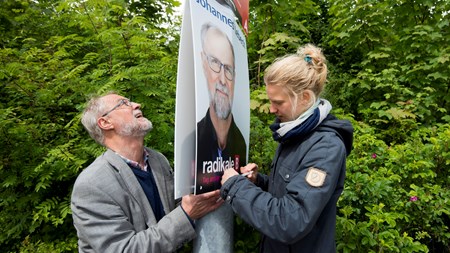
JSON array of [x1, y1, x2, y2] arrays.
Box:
[[337, 121, 450, 252]]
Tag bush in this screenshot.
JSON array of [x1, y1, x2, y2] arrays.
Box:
[[337, 121, 450, 252]]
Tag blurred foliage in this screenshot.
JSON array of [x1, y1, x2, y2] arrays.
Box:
[[0, 0, 180, 251]]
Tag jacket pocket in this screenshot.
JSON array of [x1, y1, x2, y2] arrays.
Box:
[[277, 164, 293, 183]]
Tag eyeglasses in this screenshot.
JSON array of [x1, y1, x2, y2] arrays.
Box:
[[102, 98, 132, 117], [205, 54, 235, 81]]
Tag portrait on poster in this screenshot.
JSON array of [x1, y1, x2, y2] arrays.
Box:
[[174, 0, 249, 198], [192, 0, 249, 194]]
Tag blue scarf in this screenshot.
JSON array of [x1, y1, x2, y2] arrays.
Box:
[[270, 99, 332, 143]]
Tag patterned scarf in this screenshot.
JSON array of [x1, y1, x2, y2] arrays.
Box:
[[270, 99, 332, 143]]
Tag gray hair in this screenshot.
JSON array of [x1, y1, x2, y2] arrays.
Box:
[[200, 22, 235, 67], [80, 93, 115, 145]]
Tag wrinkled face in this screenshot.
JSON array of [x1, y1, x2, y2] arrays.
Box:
[[266, 84, 304, 122], [101, 94, 152, 137], [201, 29, 235, 120]]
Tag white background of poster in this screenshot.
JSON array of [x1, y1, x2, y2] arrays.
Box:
[[174, 2, 196, 199], [174, 0, 250, 199]]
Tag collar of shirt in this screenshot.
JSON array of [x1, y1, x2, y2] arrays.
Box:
[[116, 149, 149, 171]]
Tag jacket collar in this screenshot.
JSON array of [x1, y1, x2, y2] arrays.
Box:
[[103, 149, 171, 226]]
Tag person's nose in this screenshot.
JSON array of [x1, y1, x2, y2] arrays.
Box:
[[132, 102, 141, 109], [218, 66, 227, 85], [269, 103, 277, 114]]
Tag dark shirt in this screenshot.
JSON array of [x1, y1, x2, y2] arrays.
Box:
[[196, 108, 247, 194], [130, 166, 165, 222], [117, 150, 167, 223]]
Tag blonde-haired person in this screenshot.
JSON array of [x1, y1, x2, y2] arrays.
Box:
[[221, 44, 354, 252]]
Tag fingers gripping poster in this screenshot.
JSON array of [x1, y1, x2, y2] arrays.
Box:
[[175, 0, 250, 198]]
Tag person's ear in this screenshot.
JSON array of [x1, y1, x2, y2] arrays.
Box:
[[97, 117, 114, 130], [300, 90, 315, 107]]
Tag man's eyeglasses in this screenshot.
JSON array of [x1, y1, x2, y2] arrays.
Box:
[[205, 54, 235, 81], [102, 98, 132, 117]]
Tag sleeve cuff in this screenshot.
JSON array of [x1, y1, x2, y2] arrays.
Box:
[[220, 175, 242, 201], [180, 204, 195, 228]]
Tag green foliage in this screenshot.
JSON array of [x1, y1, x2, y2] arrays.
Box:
[[247, 0, 321, 87], [321, 3, 450, 249], [326, 0, 450, 136], [19, 236, 78, 253], [247, 86, 277, 173], [234, 217, 261, 253], [0, 0, 180, 251], [337, 122, 450, 252]]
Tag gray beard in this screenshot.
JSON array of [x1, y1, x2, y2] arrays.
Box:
[[119, 118, 153, 137], [213, 95, 231, 119], [210, 83, 232, 120]]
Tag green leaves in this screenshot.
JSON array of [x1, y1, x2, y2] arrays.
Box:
[[327, 0, 450, 132], [337, 122, 450, 252], [0, 0, 180, 251]]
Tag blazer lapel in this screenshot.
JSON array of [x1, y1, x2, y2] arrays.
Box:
[[104, 149, 157, 225], [146, 148, 172, 215]]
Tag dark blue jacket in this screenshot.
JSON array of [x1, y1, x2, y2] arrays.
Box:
[[221, 115, 353, 252]]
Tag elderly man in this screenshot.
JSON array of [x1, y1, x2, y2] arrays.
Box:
[[196, 22, 247, 194], [71, 93, 223, 252]]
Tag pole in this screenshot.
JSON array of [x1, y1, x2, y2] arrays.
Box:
[[193, 203, 234, 252]]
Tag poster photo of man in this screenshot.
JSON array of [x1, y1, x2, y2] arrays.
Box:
[[195, 21, 247, 193], [174, 0, 249, 197]]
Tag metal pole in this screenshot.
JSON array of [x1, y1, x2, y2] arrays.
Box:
[[193, 203, 234, 252]]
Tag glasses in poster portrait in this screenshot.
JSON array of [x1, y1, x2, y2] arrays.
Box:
[[204, 53, 235, 81]]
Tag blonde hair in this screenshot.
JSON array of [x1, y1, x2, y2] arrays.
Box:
[[264, 44, 327, 106]]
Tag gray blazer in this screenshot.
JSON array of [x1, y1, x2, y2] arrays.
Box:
[[71, 148, 195, 252]]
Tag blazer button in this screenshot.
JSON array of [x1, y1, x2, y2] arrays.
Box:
[[285, 174, 290, 179]]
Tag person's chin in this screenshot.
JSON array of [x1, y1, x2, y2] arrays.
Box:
[[139, 119, 153, 132], [277, 116, 287, 123], [142, 124, 153, 133]]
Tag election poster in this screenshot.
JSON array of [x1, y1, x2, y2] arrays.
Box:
[[174, 0, 250, 198]]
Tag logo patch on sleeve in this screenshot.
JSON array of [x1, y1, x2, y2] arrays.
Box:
[[306, 167, 327, 187]]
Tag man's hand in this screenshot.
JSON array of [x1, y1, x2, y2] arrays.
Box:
[[181, 190, 223, 220]]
